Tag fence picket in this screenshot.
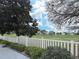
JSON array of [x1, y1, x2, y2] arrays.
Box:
[[75, 44, 78, 57], [67, 42, 70, 51], [71, 41, 74, 56], [0, 36, 79, 58]]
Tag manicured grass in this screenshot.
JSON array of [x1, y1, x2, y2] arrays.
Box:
[[32, 34, 79, 41], [4, 34, 16, 37], [0, 34, 16, 37], [0, 33, 79, 41]]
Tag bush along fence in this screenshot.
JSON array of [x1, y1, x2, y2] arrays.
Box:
[[0, 36, 79, 58]]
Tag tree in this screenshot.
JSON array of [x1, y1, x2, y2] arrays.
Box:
[[0, 0, 39, 37], [49, 31, 55, 35], [47, 0, 79, 30], [41, 30, 48, 34]]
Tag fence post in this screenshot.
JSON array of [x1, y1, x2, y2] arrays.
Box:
[[63, 42, 66, 48], [58, 42, 60, 47], [53, 41, 55, 47], [71, 41, 74, 56], [41, 37, 44, 48], [60, 42, 63, 48], [67, 42, 70, 51], [25, 36, 29, 46], [17, 36, 19, 43], [42, 39, 43, 48], [75, 44, 78, 57]]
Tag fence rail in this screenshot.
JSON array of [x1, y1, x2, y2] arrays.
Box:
[[0, 36, 79, 58]]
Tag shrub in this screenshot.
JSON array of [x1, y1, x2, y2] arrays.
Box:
[[0, 40, 11, 45], [25, 46, 44, 59], [39, 46, 74, 59], [9, 43, 26, 52]]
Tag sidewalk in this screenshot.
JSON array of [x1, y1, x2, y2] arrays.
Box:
[[0, 45, 30, 59]]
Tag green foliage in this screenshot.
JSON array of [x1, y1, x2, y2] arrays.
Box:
[[75, 30, 79, 35], [49, 31, 55, 35], [0, 40, 11, 45], [0, 0, 38, 37], [25, 46, 44, 59], [9, 43, 26, 52], [39, 46, 73, 59]]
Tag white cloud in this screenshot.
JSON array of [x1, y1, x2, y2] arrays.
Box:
[[46, 0, 51, 2], [30, 0, 47, 19], [37, 21, 43, 26], [29, 23, 33, 26], [33, 1, 46, 12]]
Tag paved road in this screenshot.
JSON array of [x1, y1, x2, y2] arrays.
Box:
[[0, 45, 30, 59]]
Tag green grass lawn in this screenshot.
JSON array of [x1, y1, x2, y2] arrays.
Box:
[[0, 34, 16, 37], [32, 34, 79, 41], [0, 33, 79, 41]]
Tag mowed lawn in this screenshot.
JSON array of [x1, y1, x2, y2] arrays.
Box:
[[32, 34, 79, 41], [0, 34, 16, 37], [0, 34, 79, 41]]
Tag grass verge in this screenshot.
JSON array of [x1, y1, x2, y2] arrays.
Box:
[[32, 34, 79, 41]]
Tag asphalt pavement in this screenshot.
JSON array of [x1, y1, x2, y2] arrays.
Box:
[[0, 45, 30, 59]]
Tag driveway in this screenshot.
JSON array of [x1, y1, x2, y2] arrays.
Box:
[[0, 45, 30, 59]]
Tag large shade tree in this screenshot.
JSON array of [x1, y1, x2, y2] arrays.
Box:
[[0, 0, 39, 37], [47, 0, 79, 30]]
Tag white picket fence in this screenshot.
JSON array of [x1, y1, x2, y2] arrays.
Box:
[[29, 38, 79, 58], [0, 36, 79, 58]]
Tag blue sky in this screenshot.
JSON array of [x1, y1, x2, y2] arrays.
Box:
[[30, 0, 69, 32], [30, 0, 55, 31]]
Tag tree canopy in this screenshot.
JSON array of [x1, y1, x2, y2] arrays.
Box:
[[47, 0, 79, 30], [0, 0, 39, 37]]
